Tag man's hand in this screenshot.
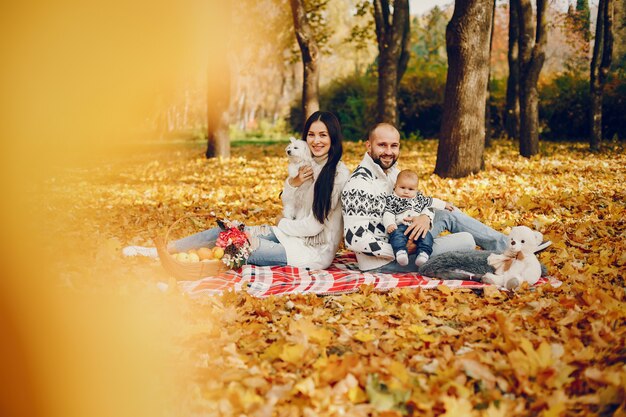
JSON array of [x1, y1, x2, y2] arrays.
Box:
[[386, 224, 397, 234], [404, 214, 431, 240], [444, 202, 455, 211]]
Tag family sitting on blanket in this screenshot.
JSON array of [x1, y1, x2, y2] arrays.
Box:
[[123, 113, 550, 270]]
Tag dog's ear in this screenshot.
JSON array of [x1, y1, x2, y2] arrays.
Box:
[[533, 231, 543, 246], [289, 136, 297, 144]]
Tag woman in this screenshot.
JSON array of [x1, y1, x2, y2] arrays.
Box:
[[123, 111, 350, 270]]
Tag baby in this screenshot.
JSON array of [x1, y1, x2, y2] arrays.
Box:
[[382, 170, 453, 267]]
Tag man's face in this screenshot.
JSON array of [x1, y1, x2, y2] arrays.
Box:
[[366, 126, 400, 171]]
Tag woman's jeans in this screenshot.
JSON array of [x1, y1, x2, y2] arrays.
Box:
[[389, 224, 434, 256], [169, 226, 288, 267]]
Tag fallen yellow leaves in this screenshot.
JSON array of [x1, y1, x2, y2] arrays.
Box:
[[39, 139, 626, 416]]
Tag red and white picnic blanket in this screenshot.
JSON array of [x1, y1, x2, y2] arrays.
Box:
[[178, 252, 561, 298]]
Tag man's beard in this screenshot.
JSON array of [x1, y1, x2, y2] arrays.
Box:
[[371, 154, 398, 170]]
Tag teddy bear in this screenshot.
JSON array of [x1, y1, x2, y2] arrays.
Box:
[[481, 225, 543, 290]]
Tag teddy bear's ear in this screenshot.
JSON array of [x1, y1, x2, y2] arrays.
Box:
[[533, 231, 543, 246]]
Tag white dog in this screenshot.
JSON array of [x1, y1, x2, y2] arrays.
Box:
[[283, 137, 315, 220], [285, 136, 313, 179], [482, 226, 543, 290]]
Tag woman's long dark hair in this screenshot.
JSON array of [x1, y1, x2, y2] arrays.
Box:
[[302, 111, 344, 224]]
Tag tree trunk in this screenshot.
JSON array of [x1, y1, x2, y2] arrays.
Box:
[[290, 0, 320, 120], [485, 0, 496, 149], [206, 4, 232, 158], [435, 0, 495, 178], [516, 0, 547, 158], [590, 0, 614, 151], [373, 0, 410, 124], [504, 0, 520, 140]]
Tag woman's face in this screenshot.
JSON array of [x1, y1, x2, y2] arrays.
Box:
[[306, 120, 331, 157]]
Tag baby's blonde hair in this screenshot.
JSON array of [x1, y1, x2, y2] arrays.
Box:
[[397, 169, 418, 185]]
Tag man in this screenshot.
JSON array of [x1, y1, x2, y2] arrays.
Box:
[[341, 123, 516, 272]]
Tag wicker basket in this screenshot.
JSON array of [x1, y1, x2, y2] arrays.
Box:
[[155, 214, 228, 281]]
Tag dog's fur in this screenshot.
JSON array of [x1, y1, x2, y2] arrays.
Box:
[[286, 137, 313, 179], [283, 137, 315, 220], [481, 226, 543, 290]]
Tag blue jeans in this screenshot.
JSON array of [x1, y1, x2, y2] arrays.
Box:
[[170, 226, 288, 267], [431, 209, 507, 252], [389, 224, 434, 256], [371, 209, 507, 273]]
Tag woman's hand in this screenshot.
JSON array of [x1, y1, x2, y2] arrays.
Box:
[[288, 165, 314, 187]]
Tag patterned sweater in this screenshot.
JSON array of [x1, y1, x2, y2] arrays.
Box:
[[341, 153, 434, 271], [382, 193, 446, 229]]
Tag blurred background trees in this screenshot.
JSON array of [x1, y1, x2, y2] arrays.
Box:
[[149, 0, 625, 170]]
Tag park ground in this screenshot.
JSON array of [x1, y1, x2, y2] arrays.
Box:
[[35, 138, 626, 416]]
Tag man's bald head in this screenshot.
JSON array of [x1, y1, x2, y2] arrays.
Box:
[[365, 123, 401, 171], [367, 123, 400, 142]]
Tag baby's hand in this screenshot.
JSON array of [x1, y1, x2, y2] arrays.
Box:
[[387, 224, 397, 233], [444, 202, 455, 211]]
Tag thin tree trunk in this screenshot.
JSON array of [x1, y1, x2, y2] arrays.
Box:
[[435, 0, 495, 178], [505, 0, 520, 139], [373, 0, 410, 124], [516, 0, 547, 158], [590, 0, 614, 151], [206, 4, 232, 158], [290, 0, 320, 120], [485, 0, 496, 149]]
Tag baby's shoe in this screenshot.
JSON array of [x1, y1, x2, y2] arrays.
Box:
[[122, 245, 158, 258], [396, 250, 409, 266], [414, 252, 429, 266]]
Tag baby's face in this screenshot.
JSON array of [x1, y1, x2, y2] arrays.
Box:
[[394, 176, 418, 198]]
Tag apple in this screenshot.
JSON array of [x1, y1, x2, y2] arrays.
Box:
[[196, 247, 213, 260], [212, 247, 225, 260], [176, 252, 190, 262], [188, 252, 200, 262]]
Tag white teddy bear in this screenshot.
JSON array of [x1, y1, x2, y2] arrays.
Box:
[[482, 225, 543, 290]]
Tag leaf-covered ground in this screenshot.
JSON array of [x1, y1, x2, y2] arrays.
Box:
[[43, 139, 625, 416]]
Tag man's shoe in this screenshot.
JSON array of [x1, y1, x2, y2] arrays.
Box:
[[535, 240, 552, 253]]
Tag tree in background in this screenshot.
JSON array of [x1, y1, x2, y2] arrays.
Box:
[[373, 0, 410, 124], [485, 0, 497, 148], [515, 0, 547, 158], [504, 0, 520, 140], [590, 0, 614, 151], [435, 0, 495, 178], [290, 0, 322, 120], [206, 3, 233, 158], [412, 6, 448, 69]]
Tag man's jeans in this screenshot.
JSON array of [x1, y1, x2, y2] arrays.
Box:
[[372, 208, 507, 273], [389, 224, 434, 256], [170, 225, 288, 267]]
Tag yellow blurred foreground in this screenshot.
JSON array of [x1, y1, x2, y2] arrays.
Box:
[[0, 1, 229, 416]]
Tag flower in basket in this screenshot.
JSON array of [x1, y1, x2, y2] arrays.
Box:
[[215, 219, 251, 269]]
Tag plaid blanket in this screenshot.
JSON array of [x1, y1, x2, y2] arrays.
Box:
[[178, 252, 561, 298]]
